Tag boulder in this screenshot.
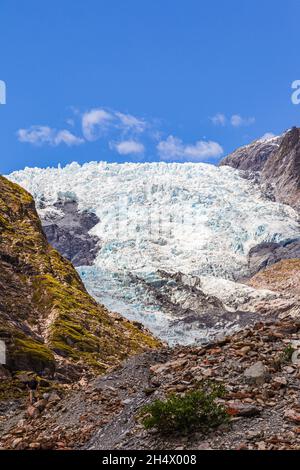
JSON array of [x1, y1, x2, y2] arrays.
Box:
[[227, 402, 261, 417], [284, 409, 300, 424], [244, 361, 268, 385], [0, 365, 11, 380], [26, 405, 40, 419], [34, 399, 48, 412]]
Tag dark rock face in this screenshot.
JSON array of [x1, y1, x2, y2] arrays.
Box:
[[248, 238, 300, 276], [220, 128, 300, 213], [219, 135, 282, 172], [262, 127, 300, 212], [41, 200, 100, 266]]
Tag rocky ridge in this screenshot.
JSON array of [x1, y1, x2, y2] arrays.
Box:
[[220, 127, 300, 213]]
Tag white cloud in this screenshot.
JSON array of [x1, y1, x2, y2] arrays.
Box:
[[157, 135, 223, 162], [230, 114, 255, 128], [210, 113, 255, 128], [53, 130, 84, 146], [115, 112, 146, 133], [211, 113, 227, 126], [110, 140, 145, 155], [17, 126, 84, 146], [82, 108, 113, 141], [81, 108, 147, 141]]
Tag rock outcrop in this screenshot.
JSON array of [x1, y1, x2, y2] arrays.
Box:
[[41, 199, 100, 267], [220, 128, 300, 213], [248, 258, 300, 297], [248, 238, 300, 276], [0, 176, 160, 378], [219, 134, 282, 172], [262, 127, 300, 212]]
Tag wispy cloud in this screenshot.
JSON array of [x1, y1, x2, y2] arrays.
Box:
[[230, 114, 255, 128], [82, 109, 113, 141], [115, 112, 146, 134], [157, 135, 223, 162], [54, 130, 85, 146], [17, 126, 84, 147], [81, 108, 147, 141], [211, 113, 255, 128], [17, 107, 229, 163], [210, 113, 226, 126], [110, 140, 145, 155]]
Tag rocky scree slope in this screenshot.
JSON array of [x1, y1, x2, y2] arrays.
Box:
[[2, 316, 300, 450], [0, 175, 159, 380]]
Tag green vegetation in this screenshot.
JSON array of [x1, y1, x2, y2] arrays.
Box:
[[280, 345, 295, 364], [0, 174, 160, 379], [13, 337, 55, 368], [140, 382, 228, 435]]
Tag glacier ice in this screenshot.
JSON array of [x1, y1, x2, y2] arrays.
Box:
[[8, 161, 300, 345]]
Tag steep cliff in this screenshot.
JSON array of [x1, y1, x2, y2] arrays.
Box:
[[0, 176, 159, 377], [220, 128, 300, 213], [262, 127, 300, 212]]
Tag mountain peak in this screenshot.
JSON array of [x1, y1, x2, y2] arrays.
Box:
[[220, 127, 300, 212]]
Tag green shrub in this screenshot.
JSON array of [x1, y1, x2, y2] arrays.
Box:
[[280, 345, 295, 364], [140, 382, 228, 435]]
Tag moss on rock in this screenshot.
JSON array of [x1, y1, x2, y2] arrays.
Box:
[[0, 175, 160, 379]]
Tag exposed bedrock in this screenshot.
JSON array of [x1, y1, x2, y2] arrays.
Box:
[[220, 127, 300, 213], [248, 238, 300, 276], [41, 199, 100, 266]]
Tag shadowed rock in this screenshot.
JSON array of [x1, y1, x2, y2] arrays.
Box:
[[220, 127, 300, 213], [41, 199, 100, 266], [248, 238, 300, 276]]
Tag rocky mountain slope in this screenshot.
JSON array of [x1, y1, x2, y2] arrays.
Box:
[[262, 127, 300, 212], [219, 134, 283, 172], [220, 127, 300, 213], [0, 175, 159, 381], [249, 259, 300, 297]]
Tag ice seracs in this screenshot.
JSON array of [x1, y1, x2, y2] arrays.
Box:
[[8, 161, 300, 344]]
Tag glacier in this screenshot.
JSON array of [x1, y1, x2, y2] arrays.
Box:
[[8, 161, 300, 345]]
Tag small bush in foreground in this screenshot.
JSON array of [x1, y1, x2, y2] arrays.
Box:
[[140, 382, 228, 435], [280, 345, 295, 364]]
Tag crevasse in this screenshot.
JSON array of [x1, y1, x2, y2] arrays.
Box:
[[8, 161, 300, 344]]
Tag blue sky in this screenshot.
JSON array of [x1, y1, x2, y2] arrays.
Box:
[[0, 0, 299, 174]]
